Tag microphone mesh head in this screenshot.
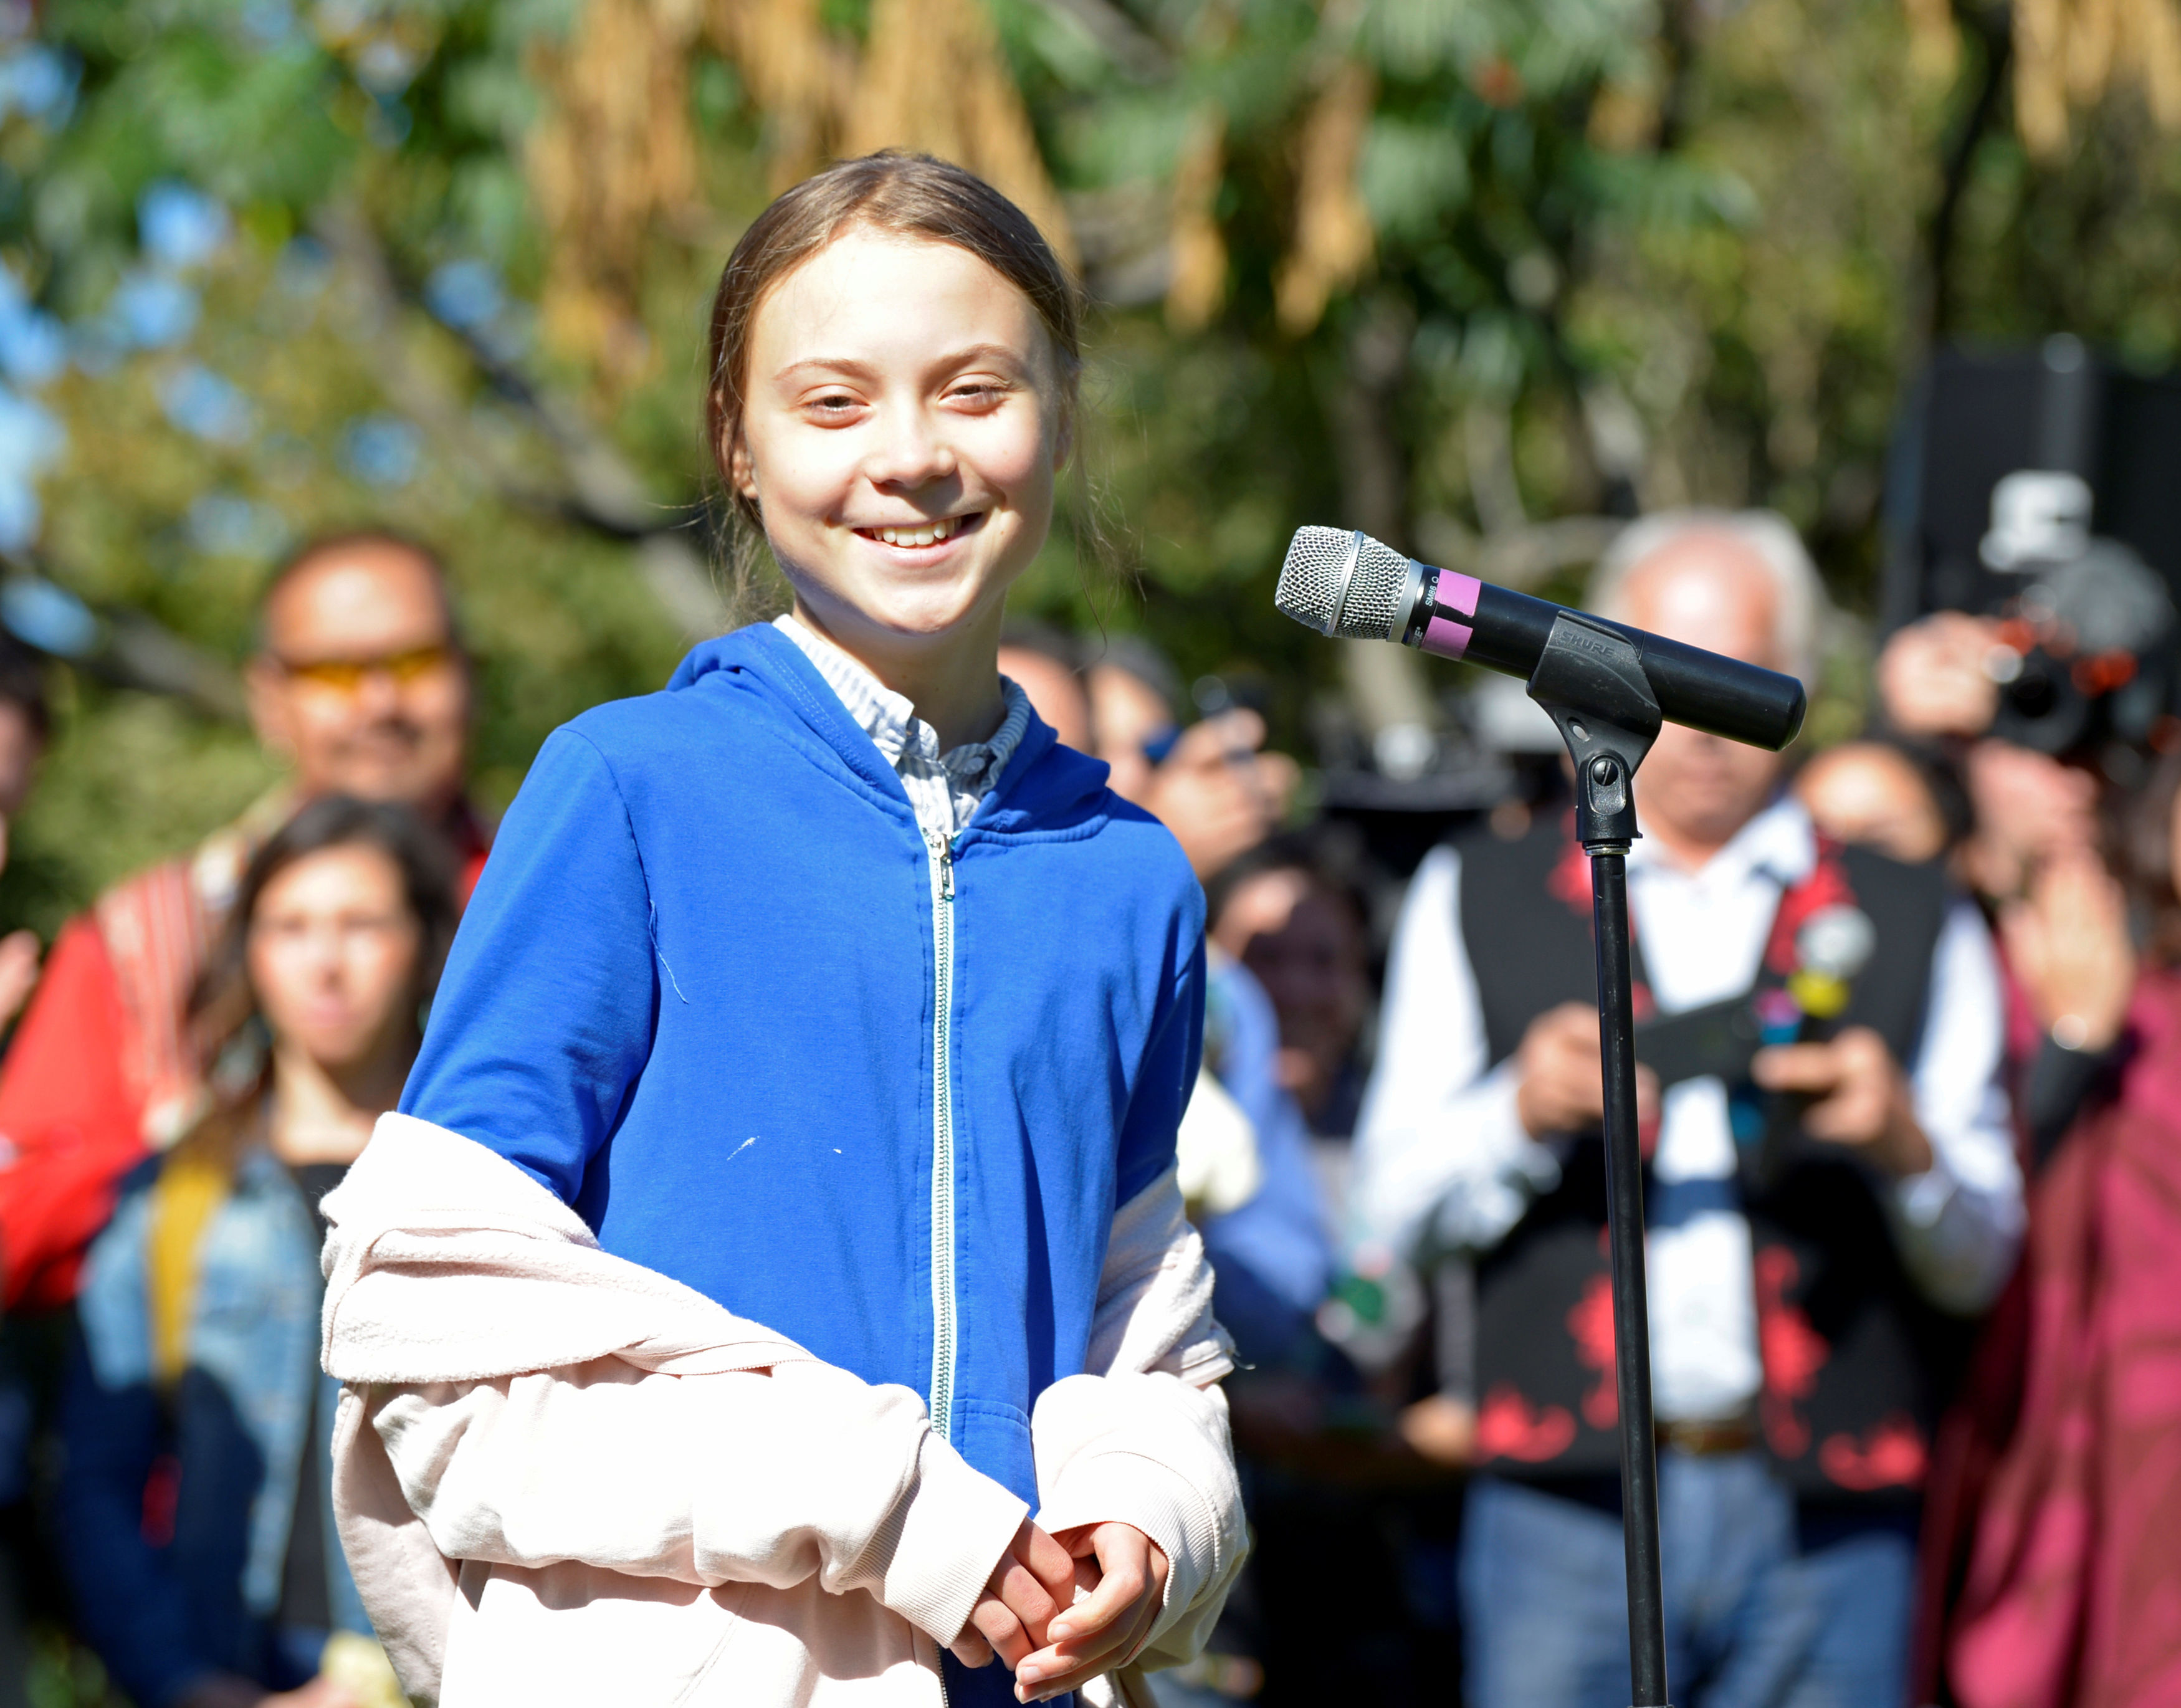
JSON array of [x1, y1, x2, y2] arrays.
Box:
[[1274, 526, 1413, 640], [1340, 533, 1412, 640], [1274, 527, 1355, 635]]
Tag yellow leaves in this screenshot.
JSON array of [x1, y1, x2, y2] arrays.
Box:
[[1168, 54, 1380, 340], [1590, 80, 1661, 153], [708, 0, 854, 189], [2015, 0, 2076, 150], [528, 0, 1075, 384], [710, 0, 1069, 241], [1899, 0, 1959, 82], [2008, 0, 2181, 155], [842, 0, 1076, 267], [526, 0, 708, 384], [1166, 107, 1229, 332], [1274, 60, 1377, 336]]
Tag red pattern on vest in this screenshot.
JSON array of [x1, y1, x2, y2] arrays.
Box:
[[1477, 1385, 1578, 1462], [1764, 834, 1857, 974], [1755, 1245, 1828, 1458], [1820, 1416, 1929, 1491], [1569, 1272, 1618, 1430]]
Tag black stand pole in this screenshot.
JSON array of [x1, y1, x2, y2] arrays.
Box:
[[1528, 611, 1672, 1708]]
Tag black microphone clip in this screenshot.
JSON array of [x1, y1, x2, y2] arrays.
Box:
[[1526, 611, 1661, 852]]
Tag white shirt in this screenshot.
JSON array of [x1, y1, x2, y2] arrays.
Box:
[[772, 614, 1032, 839], [1350, 794, 2024, 1422]]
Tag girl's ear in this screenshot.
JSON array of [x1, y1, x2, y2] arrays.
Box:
[[727, 427, 760, 504]]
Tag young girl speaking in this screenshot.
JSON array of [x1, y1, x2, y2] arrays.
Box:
[[319, 153, 1244, 1708]]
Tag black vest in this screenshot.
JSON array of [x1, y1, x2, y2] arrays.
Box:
[[1458, 811, 1974, 1502]]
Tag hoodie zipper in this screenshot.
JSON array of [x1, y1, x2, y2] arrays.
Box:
[[923, 826, 958, 1446]]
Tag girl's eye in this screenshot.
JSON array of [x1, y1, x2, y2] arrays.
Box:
[[949, 383, 1005, 407], [811, 394, 858, 414]]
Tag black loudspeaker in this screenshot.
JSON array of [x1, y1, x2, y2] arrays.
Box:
[[1883, 339, 2181, 760], [1885, 338, 2181, 628]]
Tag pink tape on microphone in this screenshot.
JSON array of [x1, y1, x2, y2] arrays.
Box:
[[1420, 570, 1482, 661]]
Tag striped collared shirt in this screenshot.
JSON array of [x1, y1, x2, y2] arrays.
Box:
[[773, 613, 1033, 839]]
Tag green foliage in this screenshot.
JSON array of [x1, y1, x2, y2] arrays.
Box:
[[0, 0, 697, 933], [0, 0, 2177, 937]]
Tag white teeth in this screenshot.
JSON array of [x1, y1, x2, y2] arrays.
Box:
[[873, 517, 960, 546]]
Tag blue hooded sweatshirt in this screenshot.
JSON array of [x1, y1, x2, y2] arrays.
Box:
[[401, 623, 1205, 1639]]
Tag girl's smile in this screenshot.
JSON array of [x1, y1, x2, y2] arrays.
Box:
[[852, 508, 986, 551]]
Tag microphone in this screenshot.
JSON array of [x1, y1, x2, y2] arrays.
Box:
[[1274, 526, 1807, 752]]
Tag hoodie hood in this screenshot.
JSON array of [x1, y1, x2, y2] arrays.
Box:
[[667, 622, 1112, 835]]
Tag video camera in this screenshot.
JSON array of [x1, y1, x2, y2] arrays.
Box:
[[1884, 336, 2181, 769]]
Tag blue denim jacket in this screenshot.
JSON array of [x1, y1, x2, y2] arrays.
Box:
[[58, 1145, 368, 1708]]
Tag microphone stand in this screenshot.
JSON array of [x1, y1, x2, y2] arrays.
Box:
[[1526, 611, 1672, 1708]]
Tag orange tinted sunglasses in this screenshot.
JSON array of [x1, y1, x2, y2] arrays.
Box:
[[280, 644, 454, 694]]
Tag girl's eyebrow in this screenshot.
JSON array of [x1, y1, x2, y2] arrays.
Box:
[[773, 343, 1034, 384], [775, 356, 879, 384]]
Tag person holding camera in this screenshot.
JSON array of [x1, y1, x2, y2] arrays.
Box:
[[1878, 607, 2181, 1708], [1354, 512, 2021, 1708]]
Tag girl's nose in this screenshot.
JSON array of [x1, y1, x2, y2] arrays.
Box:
[[864, 404, 958, 490]]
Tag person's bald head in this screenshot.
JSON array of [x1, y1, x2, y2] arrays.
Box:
[[1621, 530, 1783, 665], [1594, 518, 1817, 863], [246, 533, 470, 817], [260, 533, 454, 655], [1592, 507, 1820, 685]]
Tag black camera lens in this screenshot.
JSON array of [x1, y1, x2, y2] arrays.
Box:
[[1994, 654, 2093, 755], [2006, 667, 2058, 720]]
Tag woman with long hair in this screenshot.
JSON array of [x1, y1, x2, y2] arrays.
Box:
[[58, 797, 457, 1708]]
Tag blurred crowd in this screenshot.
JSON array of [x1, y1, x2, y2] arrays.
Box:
[[1, 510, 2177, 1708]]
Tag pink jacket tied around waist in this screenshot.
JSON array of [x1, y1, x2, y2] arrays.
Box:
[[320, 1114, 1244, 1708]]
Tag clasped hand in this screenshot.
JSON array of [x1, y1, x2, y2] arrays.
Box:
[[951, 1517, 1168, 1703]]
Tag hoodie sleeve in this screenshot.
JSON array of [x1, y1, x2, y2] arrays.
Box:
[[400, 728, 657, 1202], [366, 1356, 1029, 1648], [1031, 1163, 1243, 1674], [1112, 937, 1206, 1211]]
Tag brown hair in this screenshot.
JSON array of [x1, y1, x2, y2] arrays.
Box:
[[704, 152, 1086, 611]]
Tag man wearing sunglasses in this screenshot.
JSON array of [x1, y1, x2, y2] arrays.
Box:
[[243, 533, 474, 833], [0, 532, 488, 1314]]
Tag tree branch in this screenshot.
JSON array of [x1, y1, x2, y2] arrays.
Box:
[[315, 204, 728, 641], [1925, 3, 2012, 342]]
